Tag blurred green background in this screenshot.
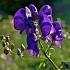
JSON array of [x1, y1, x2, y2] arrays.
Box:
[[0, 0, 70, 70]]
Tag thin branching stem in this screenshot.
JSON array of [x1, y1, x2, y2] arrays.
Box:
[[38, 39, 60, 70]]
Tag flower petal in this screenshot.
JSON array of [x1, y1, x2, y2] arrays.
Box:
[[40, 15, 53, 24], [54, 41, 61, 48], [52, 31, 64, 41], [45, 35, 52, 42], [25, 7, 32, 18], [50, 25, 54, 34], [29, 4, 38, 14], [41, 22, 52, 39], [39, 5, 52, 16], [39, 15, 52, 40], [25, 7, 34, 27], [55, 32, 64, 41], [53, 21, 62, 31], [29, 4, 38, 20], [27, 34, 39, 56], [13, 8, 26, 31]]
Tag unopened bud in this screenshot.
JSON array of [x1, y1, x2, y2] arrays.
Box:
[[38, 35, 41, 38], [45, 39, 48, 43], [34, 23, 38, 27], [10, 43, 14, 50], [17, 48, 22, 56], [21, 44, 25, 51], [68, 36, 70, 39], [6, 36, 10, 42], [61, 62, 70, 68], [0, 35, 4, 41], [35, 28, 39, 35], [4, 47, 10, 55], [1, 35, 6, 41], [6, 42, 9, 46], [2, 41, 6, 47]]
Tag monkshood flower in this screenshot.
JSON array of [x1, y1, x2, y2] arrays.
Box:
[[52, 21, 64, 47], [39, 5, 54, 41], [13, 4, 39, 56], [39, 5, 64, 47], [13, 4, 64, 56]]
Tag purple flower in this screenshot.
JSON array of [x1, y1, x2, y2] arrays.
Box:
[[39, 5, 53, 41], [39, 5, 52, 16], [53, 21, 62, 31], [29, 4, 38, 20], [52, 21, 64, 47], [13, 4, 39, 56], [13, 4, 64, 55], [27, 34, 39, 56], [52, 33, 64, 48], [39, 5, 64, 47], [25, 7, 39, 56], [13, 8, 26, 32], [29, 4, 38, 15]]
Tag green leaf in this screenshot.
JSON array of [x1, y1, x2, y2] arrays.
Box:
[[39, 62, 43, 69]]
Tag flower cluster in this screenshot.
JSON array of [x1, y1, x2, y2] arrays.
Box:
[[13, 4, 64, 56], [0, 35, 14, 55]]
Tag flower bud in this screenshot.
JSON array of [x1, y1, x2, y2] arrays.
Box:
[[6, 36, 10, 42], [0, 35, 4, 41], [21, 44, 25, 52], [10, 43, 14, 50], [62, 62, 70, 68], [6, 42, 10, 46], [0, 35, 6, 41], [2, 41, 6, 47], [35, 28, 39, 35], [34, 23, 38, 27], [4, 47, 10, 55], [17, 48, 22, 56]]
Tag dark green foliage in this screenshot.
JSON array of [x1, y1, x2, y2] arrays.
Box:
[[0, 0, 57, 14]]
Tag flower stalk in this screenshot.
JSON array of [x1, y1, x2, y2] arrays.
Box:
[[38, 39, 60, 70]]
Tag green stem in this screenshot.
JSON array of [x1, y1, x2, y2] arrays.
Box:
[[38, 39, 60, 70]]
